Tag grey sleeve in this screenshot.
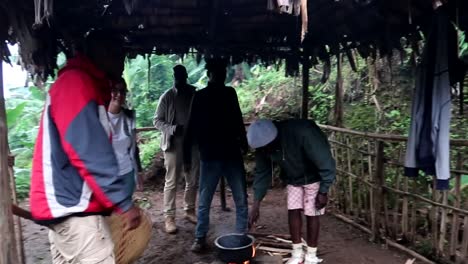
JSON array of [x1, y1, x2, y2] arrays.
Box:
[[153, 93, 176, 135]]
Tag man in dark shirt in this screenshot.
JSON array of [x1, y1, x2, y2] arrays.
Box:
[[248, 119, 336, 264], [184, 58, 248, 252]]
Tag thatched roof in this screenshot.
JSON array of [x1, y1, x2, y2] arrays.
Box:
[[1, 0, 467, 78]]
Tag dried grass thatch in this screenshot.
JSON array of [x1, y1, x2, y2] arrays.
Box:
[[1, 0, 468, 78]]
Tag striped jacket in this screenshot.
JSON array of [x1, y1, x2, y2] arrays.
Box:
[[30, 54, 133, 225]]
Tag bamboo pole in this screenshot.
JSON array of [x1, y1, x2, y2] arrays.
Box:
[[383, 186, 390, 236], [381, 186, 468, 215], [0, 60, 21, 264], [367, 141, 373, 225], [346, 137, 353, 215], [393, 171, 401, 239], [371, 140, 384, 242], [139, 124, 468, 147], [431, 177, 439, 256], [402, 177, 409, 239], [460, 215, 468, 263], [450, 154, 462, 260], [334, 54, 344, 127], [438, 190, 448, 257], [357, 152, 364, 218], [336, 169, 374, 188], [410, 179, 417, 242], [318, 124, 468, 146], [8, 155, 25, 263]]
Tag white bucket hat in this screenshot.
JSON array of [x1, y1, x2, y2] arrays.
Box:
[[247, 119, 278, 149]]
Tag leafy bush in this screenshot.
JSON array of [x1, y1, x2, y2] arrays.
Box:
[[138, 132, 161, 169]]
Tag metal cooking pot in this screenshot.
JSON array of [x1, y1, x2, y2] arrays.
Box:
[[214, 233, 255, 263]]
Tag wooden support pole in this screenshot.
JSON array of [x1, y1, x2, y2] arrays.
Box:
[[334, 54, 344, 127], [438, 190, 448, 256], [392, 171, 400, 239], [450, 154, 462, 261], [346, 137, 353, 215], [431, 177, 439, 256], [367, 141, 373, 225], [0, 59, 21, 264], [301, 52, 310, 119], [371, 140, 384, 242], [8, 156, 25, 263], [220, 176, 229, 212]]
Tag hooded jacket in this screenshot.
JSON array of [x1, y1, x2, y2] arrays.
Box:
[[30, 54, 133, 225], [253, 120, 336, 201]]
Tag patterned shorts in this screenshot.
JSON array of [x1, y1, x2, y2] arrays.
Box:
[[287, 183, 325, 216]]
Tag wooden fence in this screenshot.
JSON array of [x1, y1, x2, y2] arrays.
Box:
[[319, 125, 468, 264]]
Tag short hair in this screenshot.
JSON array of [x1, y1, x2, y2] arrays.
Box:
[[173, 65, 187, 74], [205, 58, 228, 72]]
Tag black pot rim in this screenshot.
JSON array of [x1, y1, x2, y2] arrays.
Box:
[[214, 233, 255, 250]]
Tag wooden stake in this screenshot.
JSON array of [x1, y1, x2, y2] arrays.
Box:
[[8, 155, 25, 263], [0, 59, 21, 264], [460, 215, 468, 262], [367, 141, 373, 225], [438, 190, 448, 257], [346, 137, 353, 215], [431, 177, 439, 256], [450, 154, 462, 260], [393, 171, 401, 239], [410, 179, 417, 242], [371, 140, 384, 242], [334, 54, 344, 127], [357, 152, 364, 218], [402, 177, 409, 240]]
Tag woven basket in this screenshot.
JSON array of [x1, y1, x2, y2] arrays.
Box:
[[107, 210, 153, 264]]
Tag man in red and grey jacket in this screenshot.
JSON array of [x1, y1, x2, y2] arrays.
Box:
[[29, 30, 141, 263]]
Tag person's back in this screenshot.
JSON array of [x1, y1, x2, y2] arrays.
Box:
[[193, 83, 245, 161], [185, 58, 248, 253]]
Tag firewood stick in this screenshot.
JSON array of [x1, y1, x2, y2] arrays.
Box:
[[249, 232, 291, 240], [256, 241, 292, 250], [258, 246, 292, 254], [269, 236, 292, 244]]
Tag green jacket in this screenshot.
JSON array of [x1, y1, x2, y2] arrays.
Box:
[[253, 119, 336, 201]]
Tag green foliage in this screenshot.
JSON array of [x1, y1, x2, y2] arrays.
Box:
[[309, 83, 334, 124], [6, 86, 46, 198], [344, 104, 378, 131], [456, 24, 468, 59], [138, 132, 161, 169]]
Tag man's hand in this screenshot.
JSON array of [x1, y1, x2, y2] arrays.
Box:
[[122, 206, 141, 230], [248, 200, 261, 230], [315, 193, 328, 210]]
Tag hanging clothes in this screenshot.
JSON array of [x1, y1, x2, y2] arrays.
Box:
[[404, 6, 461, 190], [267, 0, 302, 16]]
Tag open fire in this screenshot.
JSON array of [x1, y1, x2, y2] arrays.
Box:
[[226, 245, 256, 264]]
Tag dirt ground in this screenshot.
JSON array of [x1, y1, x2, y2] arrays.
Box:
[[21, 187, 415, 264]]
